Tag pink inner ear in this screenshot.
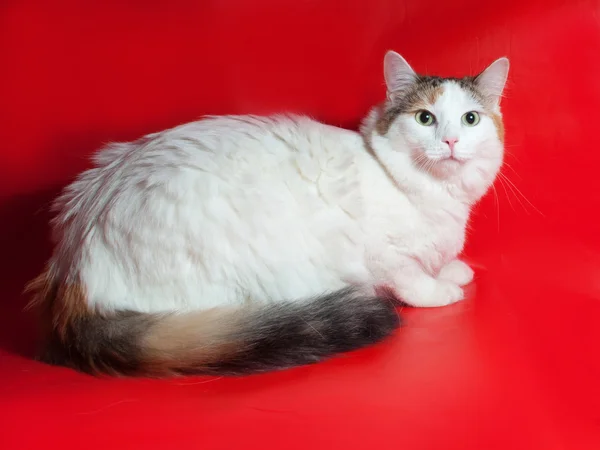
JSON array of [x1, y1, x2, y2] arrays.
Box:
[[476, 58, 509, 102], [384, 51, 416, 93]]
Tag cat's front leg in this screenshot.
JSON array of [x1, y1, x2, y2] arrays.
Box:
[[388, 257, 464, 308], [438, 259, 474, 286]]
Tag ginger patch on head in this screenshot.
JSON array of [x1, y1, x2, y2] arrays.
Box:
[[490, 113, 505, 143], [376, 78, 445, 136]]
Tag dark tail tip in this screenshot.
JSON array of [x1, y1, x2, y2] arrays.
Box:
[[36, 311, 156, 376], [200, 287, 401, 375]]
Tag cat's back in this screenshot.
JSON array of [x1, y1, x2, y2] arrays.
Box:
[[51, 114, 366, 312], [56, 113, 360, 234], [122, 113, 361, 204], [160, 114, 342, 167], [62, 113, 355, 219]]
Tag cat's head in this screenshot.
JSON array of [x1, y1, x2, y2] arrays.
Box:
[[365, 51, 509, 196]]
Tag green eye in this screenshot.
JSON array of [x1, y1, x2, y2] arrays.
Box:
[[415, 110, 436, 126], [462, 111, 480, 126]]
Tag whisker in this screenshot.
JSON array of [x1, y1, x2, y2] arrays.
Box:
[[498, 172, 545, 217], [496, 176, 516, 212], [503, 148, 523, 163], [491, 183, 500, 232], [413, 153, 427, 166], [498, 173, 529, 213], [413, 153, 432, 173], [500, 160, 521, 178], [424, 158, 436, 174]]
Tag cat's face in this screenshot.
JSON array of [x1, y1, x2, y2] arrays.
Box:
[[391, 80, 504, 178], [377, 52, 509, 181]]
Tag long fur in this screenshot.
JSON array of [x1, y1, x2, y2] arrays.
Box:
[[27, 52, 509, 377], [30, 281, 399, 376]]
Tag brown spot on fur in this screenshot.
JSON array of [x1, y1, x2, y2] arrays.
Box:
[[25, 267, 89, 340], [425, 85, 444, 105], [141, 308, 241, 375], [491, 113, 505, 142], [376, 77, 446, 135], [26, 268, 245, 376], [26, 268, 148, 375], [373, 105, 390, 136]]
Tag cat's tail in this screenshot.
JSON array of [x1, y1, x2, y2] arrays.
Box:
[[27, 272, 400, 377]]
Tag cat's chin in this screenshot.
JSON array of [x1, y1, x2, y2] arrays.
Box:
[[424, 157, 464, 179]]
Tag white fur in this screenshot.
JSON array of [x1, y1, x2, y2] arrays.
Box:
[[48, 54, 507, 313]]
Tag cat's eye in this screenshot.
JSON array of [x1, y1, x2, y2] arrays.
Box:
[[462, 111, 480, 126], [415, 110, 436, 126]]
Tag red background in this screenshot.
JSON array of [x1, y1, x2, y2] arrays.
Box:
[[1, 0, 600, 448]]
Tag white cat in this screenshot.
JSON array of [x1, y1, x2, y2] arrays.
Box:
[[27, 51, 509, 377]]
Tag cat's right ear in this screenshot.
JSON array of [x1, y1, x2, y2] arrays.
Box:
[[384, 51, 417, 97]]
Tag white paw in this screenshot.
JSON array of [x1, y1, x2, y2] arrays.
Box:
[[401, 279, 464, 308], [438, 260, 474, 286], [429, 281, 464, 306]]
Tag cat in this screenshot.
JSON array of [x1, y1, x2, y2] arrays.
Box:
[[26, 51, 509, 377]]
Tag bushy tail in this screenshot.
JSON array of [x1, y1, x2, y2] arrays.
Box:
[[35, 287, 400, 377]]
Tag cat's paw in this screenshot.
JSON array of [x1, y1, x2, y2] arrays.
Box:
[[401, 278, 464, 308], [438, 259, 474, 286], [424, 280, 464, 307]]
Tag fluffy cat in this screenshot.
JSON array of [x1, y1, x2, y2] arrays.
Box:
[[27, 51, 509, 377]]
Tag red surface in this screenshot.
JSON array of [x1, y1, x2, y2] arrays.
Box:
[[1, 0, 600, 448]]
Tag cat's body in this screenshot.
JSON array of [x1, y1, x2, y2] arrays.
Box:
[[28, 52, 509, 377]]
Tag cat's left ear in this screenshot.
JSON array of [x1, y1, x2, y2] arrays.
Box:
[[475, 57, 510, 107]]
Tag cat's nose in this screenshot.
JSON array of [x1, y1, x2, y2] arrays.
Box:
[[443, 137, 459, 152]]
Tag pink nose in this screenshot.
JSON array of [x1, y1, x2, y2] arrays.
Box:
[[443, 137, 459, 151]]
